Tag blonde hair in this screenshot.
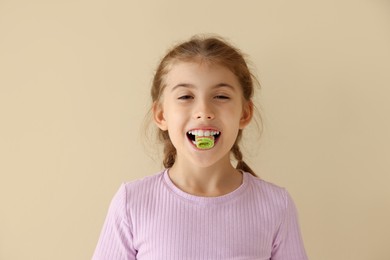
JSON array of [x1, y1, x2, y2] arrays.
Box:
[[151, 35, 259, 176]]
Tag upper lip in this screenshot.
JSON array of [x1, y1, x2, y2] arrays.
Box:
[[187, 126, 220, 132]]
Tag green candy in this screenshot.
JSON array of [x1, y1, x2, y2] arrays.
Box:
[[195, 136, 215, 149]]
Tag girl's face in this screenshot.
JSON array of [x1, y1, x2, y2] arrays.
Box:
[[153, 61, 253, 169]]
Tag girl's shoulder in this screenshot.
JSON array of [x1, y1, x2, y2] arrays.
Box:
[[122, 170, 166, 194], [248, 173, 287, 192], [246, 173, 291, 207]]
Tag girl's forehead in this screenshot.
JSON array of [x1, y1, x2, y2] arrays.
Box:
[[164, 61, 240, 88], [168, 59, 228, 72]]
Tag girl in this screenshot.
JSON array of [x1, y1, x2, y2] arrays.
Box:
[[93, 35, 308, 260]]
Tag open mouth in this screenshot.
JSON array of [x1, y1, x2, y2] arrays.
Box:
[[186, 129, 221, 149]]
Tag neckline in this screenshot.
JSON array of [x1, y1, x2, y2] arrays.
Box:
[[162, 168, 249, 206]]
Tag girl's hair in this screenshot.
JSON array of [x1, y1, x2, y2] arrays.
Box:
[[151, 35, 259, 176]]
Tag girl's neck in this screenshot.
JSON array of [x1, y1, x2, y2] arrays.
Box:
[[168, 160, 243, 197]]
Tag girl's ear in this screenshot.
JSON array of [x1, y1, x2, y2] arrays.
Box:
[[239, 100, 254, 129], [152, 101, 168, 131]]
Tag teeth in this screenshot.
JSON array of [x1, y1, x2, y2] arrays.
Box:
[[188, 130, 220, 137]]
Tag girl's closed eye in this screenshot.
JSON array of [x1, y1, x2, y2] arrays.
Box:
[[178, 95, 194, 100], [214, 95, 230, 100]]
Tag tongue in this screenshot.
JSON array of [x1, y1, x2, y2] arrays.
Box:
[[195, 136, 215, 149]]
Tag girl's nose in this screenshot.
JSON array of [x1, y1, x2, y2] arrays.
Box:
[[193, 101, 215, 120]]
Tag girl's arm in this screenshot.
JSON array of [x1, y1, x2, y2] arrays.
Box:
[[271, 190, 308, 260], [92, 184, 136, 260]]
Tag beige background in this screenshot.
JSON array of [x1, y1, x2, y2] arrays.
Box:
[[1, 0, 389, 259]]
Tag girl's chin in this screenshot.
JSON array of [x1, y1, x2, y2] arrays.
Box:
[[179, 149, 232, 169]]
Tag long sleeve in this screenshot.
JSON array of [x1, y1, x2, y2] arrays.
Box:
[[271, 190, 308, 260], [92, 184, 136, 260]]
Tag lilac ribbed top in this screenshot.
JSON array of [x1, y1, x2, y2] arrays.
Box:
[[92, 170, 308, 260]]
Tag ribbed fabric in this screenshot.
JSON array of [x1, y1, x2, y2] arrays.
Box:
[[92, 170, 308, 260]]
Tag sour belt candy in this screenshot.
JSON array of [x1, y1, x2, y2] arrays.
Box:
[[195, 135, 215, 149]]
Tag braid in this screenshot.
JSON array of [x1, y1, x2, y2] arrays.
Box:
[[232, 142, 257, 177], [163, 142, 176, 168], [161, 131, 176, 168]]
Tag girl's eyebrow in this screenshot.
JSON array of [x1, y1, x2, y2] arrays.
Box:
[[171, 83, 236, 92], [171, 83, 194, 92], [214, 83, 235, 90]]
